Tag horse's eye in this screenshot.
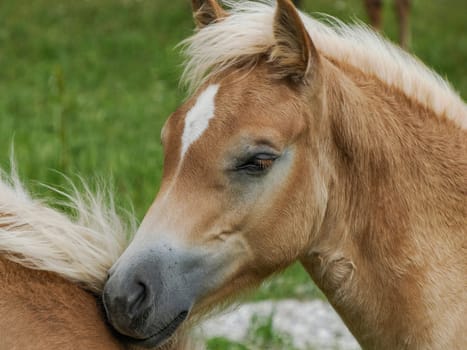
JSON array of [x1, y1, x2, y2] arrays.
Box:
[[236, 153, 278, 174]]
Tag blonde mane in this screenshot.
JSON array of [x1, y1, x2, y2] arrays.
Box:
[[181, 0, 466, 128], [0, 163, 135, 293]]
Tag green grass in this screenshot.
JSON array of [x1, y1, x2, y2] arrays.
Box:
[[206, 313, 300, 350], [1, 0, 465, 306]]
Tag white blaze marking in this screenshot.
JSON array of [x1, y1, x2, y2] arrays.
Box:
[[181, 84, 220, 158]]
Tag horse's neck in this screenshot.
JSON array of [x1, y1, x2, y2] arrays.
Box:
[[302, 60, 467, 349]]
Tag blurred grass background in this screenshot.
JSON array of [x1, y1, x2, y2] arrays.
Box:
[[0, 0, 465, 302]]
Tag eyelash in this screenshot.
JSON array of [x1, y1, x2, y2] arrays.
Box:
[[255, 158, 274, 169], [236, 154, 277, 173]]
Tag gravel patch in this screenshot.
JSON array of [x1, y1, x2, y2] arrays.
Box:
[[199, 299, 360, 350]]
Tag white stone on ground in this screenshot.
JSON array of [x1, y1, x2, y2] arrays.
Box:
[[199, 299, 360, 350]]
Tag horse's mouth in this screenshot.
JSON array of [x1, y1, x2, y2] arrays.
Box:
[[119, 311, 189, 348]]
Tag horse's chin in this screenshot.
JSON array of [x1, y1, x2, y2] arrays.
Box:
[[112, 311, 188, 349], [117, 333, 170, 349]]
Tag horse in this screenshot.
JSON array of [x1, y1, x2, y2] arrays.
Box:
[[0, 166, 191, 349], [103, 0, 467, 349], [365, 0, 410, 49], [292, 0, 411, 49]]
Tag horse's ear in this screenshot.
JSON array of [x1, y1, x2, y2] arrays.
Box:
[[191, 0, 227, 29], [270, 0, 319, 82]]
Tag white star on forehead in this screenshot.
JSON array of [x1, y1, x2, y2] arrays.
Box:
[[181, 84, 220, 158]]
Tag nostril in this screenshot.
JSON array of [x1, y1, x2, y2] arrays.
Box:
[[128, 281, 149, 317]]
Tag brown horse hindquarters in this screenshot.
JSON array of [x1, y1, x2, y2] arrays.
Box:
[[0, 257, 123, 350], [0, 256, 194, 350]]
